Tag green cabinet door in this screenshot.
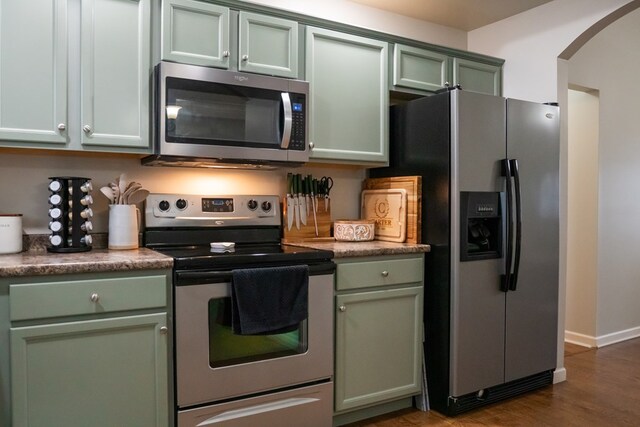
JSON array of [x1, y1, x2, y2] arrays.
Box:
[[161, 0, 230, 68], [335, 286, 423, 412], [11, 313, 168, 427], [239, 12, 298, 78], [392, 44, 449, 93], [81, 0, 150, 149], [306, 27, 388, 165], [453, 58, 502, 96], [0, 0, 68, 146]]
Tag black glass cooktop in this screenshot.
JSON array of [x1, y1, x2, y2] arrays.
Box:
[[153, 243, 333, 271]]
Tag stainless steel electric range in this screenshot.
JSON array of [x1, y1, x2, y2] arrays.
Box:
[[144, 193, 335, 427]]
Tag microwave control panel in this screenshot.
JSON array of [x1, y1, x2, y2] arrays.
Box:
[[289, 93, 306, 151]]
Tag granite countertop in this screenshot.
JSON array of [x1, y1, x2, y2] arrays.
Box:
[[0, 248, 173, 278], [285, 240, 431, 258]]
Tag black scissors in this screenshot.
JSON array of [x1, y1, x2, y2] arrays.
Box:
[[320, 176, 333, 210]]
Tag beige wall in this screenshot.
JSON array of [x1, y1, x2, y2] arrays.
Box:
[[241, 0, 467, 49], [568, 8, 640, 343], [468, 0, 633, 102], [565, 88, 599, 342]]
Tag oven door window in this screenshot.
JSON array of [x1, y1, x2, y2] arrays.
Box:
[[208, 297, 308, 368], [166, 77, 283, 149]]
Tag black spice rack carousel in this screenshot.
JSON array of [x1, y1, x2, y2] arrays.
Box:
[[47, 176, 94, 253]]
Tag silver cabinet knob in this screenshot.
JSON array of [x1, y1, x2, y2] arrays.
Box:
[[339, 305, 346, 312], [83, 125, 92, 134], [444, 81, 450, 87], [160, 326, 168, 334], [309, 141, 315, 149], [90, 293, 100, 303], [241, 54, 249, 61], [381, 270, 389, 277], [222, 50, 230, 58], [57, 123, 66, 131]]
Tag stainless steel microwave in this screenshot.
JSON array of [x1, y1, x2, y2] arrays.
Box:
[[142, 61, 308, 169]]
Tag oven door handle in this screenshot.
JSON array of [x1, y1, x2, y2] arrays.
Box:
[[176, 270, 232, 283], [176, 263, 336, 284]]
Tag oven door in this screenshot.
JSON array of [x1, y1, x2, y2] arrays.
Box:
[[175, 268, 334, 408]]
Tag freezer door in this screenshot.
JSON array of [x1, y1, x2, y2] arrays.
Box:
[[504, 99, 559, 381], [450, 90, 507, 396]]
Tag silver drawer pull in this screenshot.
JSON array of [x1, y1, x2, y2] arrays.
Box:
[[160, 326, 168, 334], [90, 292, 100, 303], [381, 270, 389, 277], [339, 305, 346, 312]]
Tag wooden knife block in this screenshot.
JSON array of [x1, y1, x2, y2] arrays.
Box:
[[281, 197, 333, 242]]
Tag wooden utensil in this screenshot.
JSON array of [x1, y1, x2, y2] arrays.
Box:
[[125, 189, 149, 205]]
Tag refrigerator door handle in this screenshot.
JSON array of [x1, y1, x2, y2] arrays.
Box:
[[501, 158, 513, 292], [509, 159, 522, 291]]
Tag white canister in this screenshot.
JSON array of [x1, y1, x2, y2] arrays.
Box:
[[0, 214, 23, 254]]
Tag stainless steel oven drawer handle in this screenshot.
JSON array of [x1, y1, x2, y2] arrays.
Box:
[[195, 397, 320, 425], [280, 92, 292, 149], [175, 263, 336, 283]]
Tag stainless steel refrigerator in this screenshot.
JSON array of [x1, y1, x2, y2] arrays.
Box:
[[371, 89, 559, 414]]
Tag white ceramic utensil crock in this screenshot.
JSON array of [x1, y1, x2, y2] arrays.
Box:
[[0, 214, 23, 254]]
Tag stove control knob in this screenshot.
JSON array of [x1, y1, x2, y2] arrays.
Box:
[[176, 198, 187, 210], [261, 201, 272, 212], [247, 199, 258, 210], [159, 200, 170, 212]]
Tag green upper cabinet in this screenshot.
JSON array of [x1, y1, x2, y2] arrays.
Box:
[[81, 0, 151, 149], [306, 27, 388, 165], [0, 0, 151, 152], [162, 0, 230, 68], [162, 1, 299, 78], [238, 12, 298, 78], [392, 44, 449, 93], [453, 57, 502, 96], [0, 0, 68, 146]]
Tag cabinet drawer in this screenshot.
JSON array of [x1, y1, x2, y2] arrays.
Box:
[[10, 275, 167, 321], [336, 256, 423, 291]]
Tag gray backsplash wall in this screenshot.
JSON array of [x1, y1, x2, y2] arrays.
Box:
[[0, 150, 366, 235]]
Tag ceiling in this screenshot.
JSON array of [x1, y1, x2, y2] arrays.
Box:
[[348, 0, 553, 31]]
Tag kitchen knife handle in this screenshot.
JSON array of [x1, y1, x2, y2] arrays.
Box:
[[296, 174, 302, 194], [287, 173, 293, 195]]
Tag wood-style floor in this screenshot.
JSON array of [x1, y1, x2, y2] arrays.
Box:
[[346, 338, 640, 426]]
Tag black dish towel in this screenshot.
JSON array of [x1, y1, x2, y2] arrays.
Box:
[[231, 265, 309, 335]]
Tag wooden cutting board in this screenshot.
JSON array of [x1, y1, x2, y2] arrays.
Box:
[[363, 176, 422, 243], [361, 189, 407, 242]]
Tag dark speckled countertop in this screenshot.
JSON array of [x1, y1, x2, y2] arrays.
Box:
[[0, 248, 173, 278], [0, 234, 429, 278], [284, 240, 430, 258]]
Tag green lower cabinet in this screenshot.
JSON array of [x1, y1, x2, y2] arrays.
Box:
[[334, 285, 423, 413], [10, 313, 168, 427]]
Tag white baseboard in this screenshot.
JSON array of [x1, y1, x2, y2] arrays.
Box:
[[564, 331, 596, 347], [596, 326, 640, 347], [565, 326, 640, 348], [553, 367, 566, 383]]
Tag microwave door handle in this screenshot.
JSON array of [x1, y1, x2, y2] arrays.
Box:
[[280, 92, 292, 149]]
